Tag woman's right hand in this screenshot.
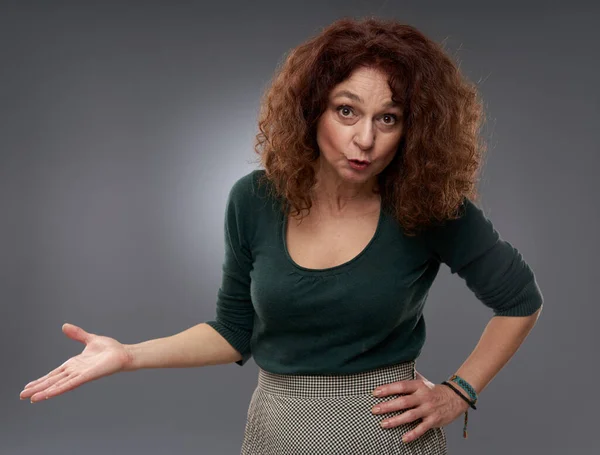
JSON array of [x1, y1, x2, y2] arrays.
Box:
[[20, 323, 133, 403]]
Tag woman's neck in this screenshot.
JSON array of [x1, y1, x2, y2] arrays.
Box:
[[311, 164, 379, 216]]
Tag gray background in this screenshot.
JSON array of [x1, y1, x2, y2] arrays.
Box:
[[2, 1, 598, 454]]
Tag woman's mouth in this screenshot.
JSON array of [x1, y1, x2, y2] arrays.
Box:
[[347, 159, 371, 171]]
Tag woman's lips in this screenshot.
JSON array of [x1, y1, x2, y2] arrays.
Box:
[[348, 158, 370, 170]]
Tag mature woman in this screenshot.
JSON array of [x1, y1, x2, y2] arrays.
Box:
[[20, 17, 543, 454]]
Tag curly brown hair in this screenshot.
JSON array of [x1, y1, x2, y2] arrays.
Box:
[[253, 17, 487, 236]]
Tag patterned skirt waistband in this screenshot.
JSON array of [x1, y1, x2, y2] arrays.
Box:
[[257, 360, 416, 398]]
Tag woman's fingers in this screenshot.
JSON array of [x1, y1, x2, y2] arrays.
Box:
[[402, 416, 437, 443], [380, 407, 427, 430], [21, 366, 67, 395], [20, 369, 69, 399], [22, 324, 90, 392], [30, 372, 85, 402], [20, 323, 95, 400], [373, 379, 420, 397], [372, 392, 420, 415]]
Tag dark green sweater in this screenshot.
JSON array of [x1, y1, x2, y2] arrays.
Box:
[[205, 170, 543, 375]]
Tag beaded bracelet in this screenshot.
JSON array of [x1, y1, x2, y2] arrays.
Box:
[[441, 381, 477, 410], [449, 374, 478, 402]]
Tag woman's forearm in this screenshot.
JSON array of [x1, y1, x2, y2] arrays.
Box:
[[122, 323, 243, 371], [450, 307, 542, 396]]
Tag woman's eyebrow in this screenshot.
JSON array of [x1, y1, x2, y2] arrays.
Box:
[[333, 90, 364, 103], [332, 90, 400, 109]]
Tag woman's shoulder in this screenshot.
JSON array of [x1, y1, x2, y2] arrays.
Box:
[[228, 168, 280, 211], [418, 196, 501, 272], [230, 169, 270, 198]]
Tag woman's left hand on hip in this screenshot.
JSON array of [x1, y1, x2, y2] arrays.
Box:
[[371, 370, 470, 443]]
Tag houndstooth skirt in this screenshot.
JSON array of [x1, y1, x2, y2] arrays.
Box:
[[240, 360, 447, 454]]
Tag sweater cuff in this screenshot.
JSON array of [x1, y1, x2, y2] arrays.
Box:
[[492, 279, 544, 317], [204, 320, 252, 366]]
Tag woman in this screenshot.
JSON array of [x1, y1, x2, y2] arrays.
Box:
[[20, 17, 543, 454]]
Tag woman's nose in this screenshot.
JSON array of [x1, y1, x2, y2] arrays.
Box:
[[353, 120, 375, 150]]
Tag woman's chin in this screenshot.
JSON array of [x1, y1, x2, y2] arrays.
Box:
[[338, 167, 373, 183]]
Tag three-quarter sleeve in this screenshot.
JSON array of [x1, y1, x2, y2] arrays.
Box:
[[204, 177, 255, 366], [422, 198, 543, 317]]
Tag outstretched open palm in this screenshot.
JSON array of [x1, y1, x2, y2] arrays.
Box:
[[20, 323, 131, 403]]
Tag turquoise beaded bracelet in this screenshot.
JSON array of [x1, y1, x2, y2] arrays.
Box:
[[449, 374, 478, 402]]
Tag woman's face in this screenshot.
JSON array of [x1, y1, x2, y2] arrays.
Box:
[[315, 66, 404, 186]]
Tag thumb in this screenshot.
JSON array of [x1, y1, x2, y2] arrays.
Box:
[[62, 323, 92, 345]]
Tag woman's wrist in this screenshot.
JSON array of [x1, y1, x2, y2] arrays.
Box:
[[452, 388, 472, 412], [439, 383, 471, 412], [121, 343, 140, 372]]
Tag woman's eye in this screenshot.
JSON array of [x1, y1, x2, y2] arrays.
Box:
[[337, 105, 354, 118], [381, 114, 397, 125]]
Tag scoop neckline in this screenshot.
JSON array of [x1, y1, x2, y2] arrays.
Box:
[[279, 200, 385, 276]]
